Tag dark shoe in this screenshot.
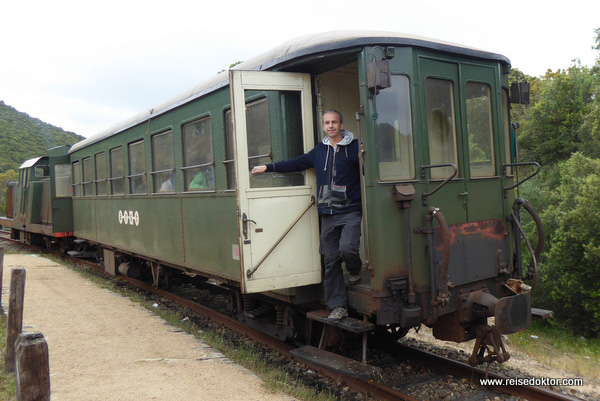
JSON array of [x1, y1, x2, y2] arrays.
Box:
[[348, 274, 362, 286], [327, 306, 348, 322]]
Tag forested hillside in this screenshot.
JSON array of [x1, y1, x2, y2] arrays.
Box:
[[0, 101, 84, 215], [514, 28, 600, 338], [0, 100, 84, 173]]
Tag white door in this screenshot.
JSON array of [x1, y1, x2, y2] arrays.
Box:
[[229, 70, 321, 293]]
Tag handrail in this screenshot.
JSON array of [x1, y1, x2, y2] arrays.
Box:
[[420, 163, 458, 206], [502, 162, 541, 197], [246, 196, 315, 278]]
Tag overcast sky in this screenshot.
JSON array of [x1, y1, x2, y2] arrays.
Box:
[[1, 0, 598, 138]]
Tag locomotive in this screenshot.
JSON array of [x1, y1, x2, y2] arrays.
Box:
[[1, 31, 543, 374]]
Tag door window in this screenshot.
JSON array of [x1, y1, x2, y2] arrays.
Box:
[[377, 75, 415, 181], [54, 164, 72, 197], [466, 82, 495, 177], [246, 94, 304, 188], [425, 78, 459, 179], [502, 89, 513, 176]]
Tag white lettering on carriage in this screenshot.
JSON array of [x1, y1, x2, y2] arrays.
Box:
[[118, 210, 140, 226]]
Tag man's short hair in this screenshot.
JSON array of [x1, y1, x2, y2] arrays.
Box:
[[323, 109, 343, 123]]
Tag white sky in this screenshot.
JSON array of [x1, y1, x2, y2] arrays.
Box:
[[1, 0, 598, 138]]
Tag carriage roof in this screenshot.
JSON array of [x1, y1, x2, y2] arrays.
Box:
[[69, 30, 510, 154]]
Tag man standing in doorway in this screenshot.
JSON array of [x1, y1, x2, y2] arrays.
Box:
[[251, 110, 362, 322]]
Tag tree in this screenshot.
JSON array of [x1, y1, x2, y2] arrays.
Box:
[[523, 154, 600, 337], [0, 169, 18, 216], [517, 64, 597, 166]]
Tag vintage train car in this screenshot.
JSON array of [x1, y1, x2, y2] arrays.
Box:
[[3, 31, 543, 368], [0, 145, 73, 248]]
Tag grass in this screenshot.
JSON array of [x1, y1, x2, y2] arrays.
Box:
[[0, 315, 16, 401], [508, 319, 600, 379]]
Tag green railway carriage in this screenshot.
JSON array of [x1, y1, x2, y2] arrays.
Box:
[[7, 31, 543, 366]]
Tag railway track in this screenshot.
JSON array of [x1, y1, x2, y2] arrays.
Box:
[[0, 235, 585, 401]]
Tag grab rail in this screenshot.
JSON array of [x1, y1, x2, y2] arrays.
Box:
[[502, 162, 541, 197], [420, 164, 458, 206], [246, 196, 315, 278]]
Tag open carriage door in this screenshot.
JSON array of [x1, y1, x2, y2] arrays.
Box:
[[230, 70, 321, 293]]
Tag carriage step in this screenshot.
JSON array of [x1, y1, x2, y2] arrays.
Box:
[[290, 345, 381, 379], [306, 309, 375, 333]]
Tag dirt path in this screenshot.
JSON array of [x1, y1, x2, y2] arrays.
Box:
[[2, 254, 297, 401]]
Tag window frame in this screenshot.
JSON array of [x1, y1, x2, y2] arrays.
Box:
[[502, 88, 514, 177], [150, 130, 175, 194], [127, 139, 147, 195], [376, 74, 416, 182], [109, 146, 125, 196], [425, 77, 460, 180], [71, 161, 82, 197], [182, 117, 215, 192], [465, 81, 497, 179], [94, 152, 108, 196], [54, 163, 72, 198]]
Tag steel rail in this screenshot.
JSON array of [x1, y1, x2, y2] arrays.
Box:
[[392, 341, 580, 401]]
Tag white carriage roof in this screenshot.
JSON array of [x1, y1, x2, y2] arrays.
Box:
[[20, 157, 44, 169], [69, 30, 510, 154]]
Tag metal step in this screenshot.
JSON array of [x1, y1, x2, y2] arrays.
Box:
[[290, 345, 382, 380], [306, 309, 375, 333]]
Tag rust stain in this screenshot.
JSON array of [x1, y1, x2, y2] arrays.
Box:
[[434, 219, 506, 249]]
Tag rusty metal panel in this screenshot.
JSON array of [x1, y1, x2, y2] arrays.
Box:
[[433, 219, 509, 286]]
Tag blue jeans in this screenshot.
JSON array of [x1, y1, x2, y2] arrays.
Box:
[[320, 211, 362, 308]]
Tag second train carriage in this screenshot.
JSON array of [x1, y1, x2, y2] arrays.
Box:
[[5, 31, 543, 366]]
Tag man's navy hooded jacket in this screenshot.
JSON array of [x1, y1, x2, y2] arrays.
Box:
[[265, 130, 362, 216]]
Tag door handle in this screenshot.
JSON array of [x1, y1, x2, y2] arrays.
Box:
[[242, 213, 256, 239]]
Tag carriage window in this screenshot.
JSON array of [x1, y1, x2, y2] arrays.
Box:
[[72, 161, 81, 197], [502, 89, 513, 176], [128, 140, 147, 194], [110, 147, 125, 195], [466, 83, 495, 177], [425, 78, 459, 179], [224, 110, 236, 190], [151, 131, 175, 193], [34, 165, 49, 177], [82, 157, 93, 196], [377, 75, 415, 181], [95, 152, 107, 196], [55, 164, 72, 197], [182, 118, 214, 191]]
